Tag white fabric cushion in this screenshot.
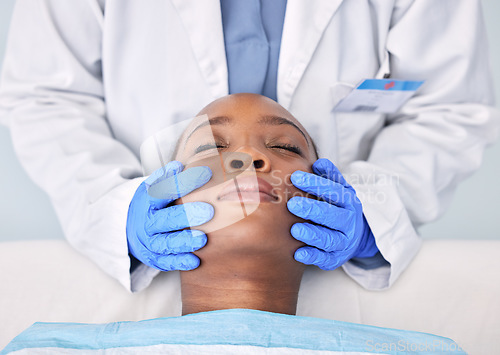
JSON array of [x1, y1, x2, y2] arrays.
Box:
[[0, 239, 499, 354]]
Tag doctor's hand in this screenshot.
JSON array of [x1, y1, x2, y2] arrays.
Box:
[[126, 161, 214, 271], [287, 158, 378, 270]]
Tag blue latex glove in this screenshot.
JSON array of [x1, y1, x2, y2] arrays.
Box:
[[287, 158, 379, 270], [126, 161, 214, 271]]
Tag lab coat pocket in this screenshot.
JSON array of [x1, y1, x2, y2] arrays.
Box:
[[374, 50, 391, 79], [330, 82, 356, 108], [331, 50, 390, 110], [329, 51, 390, 165], [330, 83, 386, 167]]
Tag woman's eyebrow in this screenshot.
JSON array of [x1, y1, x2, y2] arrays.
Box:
[[186, 116, 232, 141], [258, 115, 309, 144]]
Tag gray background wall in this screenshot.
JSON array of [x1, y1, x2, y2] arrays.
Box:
[[0, 0, 499, 242]]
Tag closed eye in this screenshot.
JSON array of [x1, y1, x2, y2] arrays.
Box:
[[269, 144, 302, 156], [194, 143, 227, 154]]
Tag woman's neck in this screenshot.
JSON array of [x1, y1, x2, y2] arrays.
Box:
[[180, 252, 304, 316]]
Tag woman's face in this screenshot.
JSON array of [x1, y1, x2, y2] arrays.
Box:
[[174, 93, 317, 259]]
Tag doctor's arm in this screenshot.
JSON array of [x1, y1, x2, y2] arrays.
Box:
[[342, 0, 500, 289], [0, 0, 197, 292], [287, 0, 499, 290]]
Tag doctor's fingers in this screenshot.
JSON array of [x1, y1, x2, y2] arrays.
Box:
[[146, 229, 208, 254], [287, 197, 355, 233], [149, 252, 201, 272], [144, 161, 183, 209], [146, 165, 212, 209], [144, 160, 184, 187], [294, 246, 348, 270], [146, 202, 214, 235], [290, 171, 355, 208], [291, 223, 349, 252], [312, 158, 350, 188]]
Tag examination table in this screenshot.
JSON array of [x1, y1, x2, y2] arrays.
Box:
[[0, 239, 498, 354]]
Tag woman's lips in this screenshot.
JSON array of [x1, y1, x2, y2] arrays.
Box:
[[217, 176, 278, 203]]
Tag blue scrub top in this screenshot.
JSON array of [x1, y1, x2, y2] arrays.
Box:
[[220, 0, 287, 101]]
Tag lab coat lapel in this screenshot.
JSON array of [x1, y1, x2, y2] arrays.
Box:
[[278, 0, 344, 109], [170, 0, 228, 99]]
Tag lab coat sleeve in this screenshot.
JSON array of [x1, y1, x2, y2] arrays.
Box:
[[342, 0, 500, 290], [0, 0, 158, 292]]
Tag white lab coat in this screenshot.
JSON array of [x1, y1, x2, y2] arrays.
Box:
[[0, 0, 498, 292]]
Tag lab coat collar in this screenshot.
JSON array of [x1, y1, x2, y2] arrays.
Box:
[[170, 0, 229, 100], [278, 0, 344, 109], [170, 0, 343, 109]]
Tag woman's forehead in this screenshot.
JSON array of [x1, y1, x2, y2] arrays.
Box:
[[196, 93, 307, 132], [174, 94, 317, 162]]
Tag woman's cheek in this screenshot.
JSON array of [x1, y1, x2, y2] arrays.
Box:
[[276, 162, 315, 201]]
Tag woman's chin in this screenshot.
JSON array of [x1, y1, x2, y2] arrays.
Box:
[[192, 209, 305, 260]]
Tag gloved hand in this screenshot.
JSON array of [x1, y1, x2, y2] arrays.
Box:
[[287, 158, 378, 270], [126, 160, 214, 271]]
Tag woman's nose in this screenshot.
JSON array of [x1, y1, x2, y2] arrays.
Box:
[[239, 146, 271, 172], [224, 147, 271, 172]]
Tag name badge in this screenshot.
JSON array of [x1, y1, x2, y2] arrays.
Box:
[[333, 79, 424, 113]]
